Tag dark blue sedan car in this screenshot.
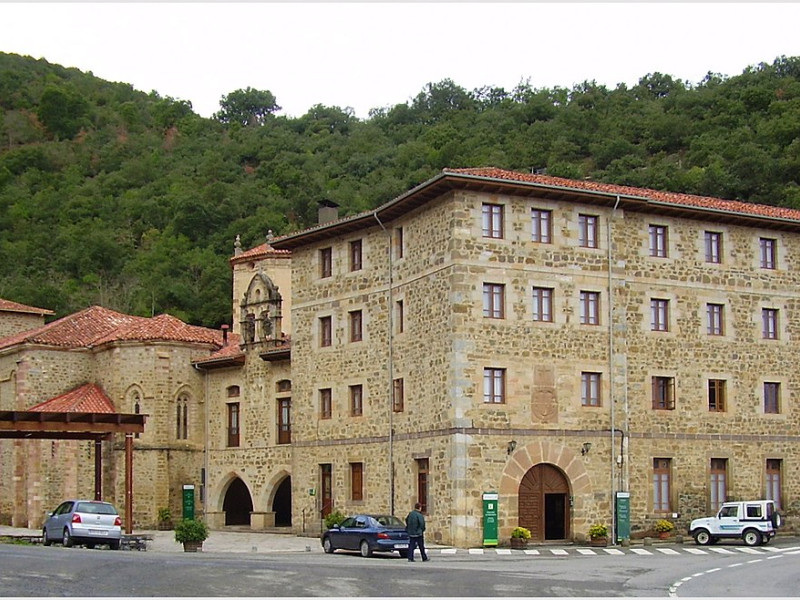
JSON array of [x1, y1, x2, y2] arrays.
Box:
[[321, 514, 410, 558]]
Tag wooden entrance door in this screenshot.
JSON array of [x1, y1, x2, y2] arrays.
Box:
[[518, 464, 570, 541]]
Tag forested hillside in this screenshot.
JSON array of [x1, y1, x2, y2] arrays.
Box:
[[2, 52, 799, 327]]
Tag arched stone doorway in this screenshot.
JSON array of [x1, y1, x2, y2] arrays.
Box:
[[272, 476, 292, 527], [519, 463, 571, 541], [223, 477, 253, 526]]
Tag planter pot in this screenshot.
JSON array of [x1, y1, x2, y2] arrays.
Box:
[[158, 522, 173, 531], [590, 537, 608, 547], [510, 537, 528, 549], [658, 532, 670, 540], [182, 541, 203, 552]]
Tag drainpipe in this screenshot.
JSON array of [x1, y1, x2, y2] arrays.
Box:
[[193, 361, 210, 520], [373, 212, 395, 516], [608, 195, 620, 543]]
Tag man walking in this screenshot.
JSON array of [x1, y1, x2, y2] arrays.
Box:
[[405, 502, 429, 562]]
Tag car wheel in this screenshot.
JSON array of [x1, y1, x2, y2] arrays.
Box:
[[772, 512, 782, 528], [360, 540, 373, 558], [42, 528, 52, 546], [694, 529, 712, 546], [743, 529, 762, 547], [323, 537, 335, 554], [109, 540, 121, 551], [62, 529, 73, 548], [85, 543, 95, 549]]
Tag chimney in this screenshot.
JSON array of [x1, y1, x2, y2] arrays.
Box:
[[221, 324, 229, 346], [318, 199, 340, 225]]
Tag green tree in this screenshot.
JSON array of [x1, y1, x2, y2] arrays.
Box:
[[214, 87, 280, 126]]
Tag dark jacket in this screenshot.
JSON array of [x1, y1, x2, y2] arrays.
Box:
[[405, 509, 426, 537]]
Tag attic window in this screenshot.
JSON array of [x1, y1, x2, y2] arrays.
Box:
[[227, 385, 241, 398], [277, 380, 291, 393]]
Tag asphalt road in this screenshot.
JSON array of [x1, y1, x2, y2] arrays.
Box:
[[2, 542, 800, 597]]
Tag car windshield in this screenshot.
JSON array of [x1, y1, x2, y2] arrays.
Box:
[[372, 515, 404, 527], [75, 502, 117, 515]]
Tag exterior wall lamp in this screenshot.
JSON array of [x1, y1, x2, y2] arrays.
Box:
[[507, 440, 517, 455], [581, 442, 592, 456]]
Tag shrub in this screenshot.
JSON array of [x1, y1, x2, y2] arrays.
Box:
[[654, 519, 674, 533], [158, 507, 172, 523], [324, 509, 347, 530], [511, 526, 532, 539], [589, 523, 608, 539], [174, 518, 209, 544]]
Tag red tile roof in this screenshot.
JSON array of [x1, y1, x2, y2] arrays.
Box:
[[0, 298, 54, 316], [445, 167, 800, 222], [192, 332, 246, 367], [0, 305, 224, 352], [230, 243, 291, 265], [29, 383, 115, 413]]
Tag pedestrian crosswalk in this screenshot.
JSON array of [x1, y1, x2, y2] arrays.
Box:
[[432, 545, 797, 558]]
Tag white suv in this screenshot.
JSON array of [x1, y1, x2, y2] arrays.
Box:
[[688, 500, 781, 546]]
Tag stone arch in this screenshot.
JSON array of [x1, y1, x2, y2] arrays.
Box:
[[124, 384, 145, 439], [259, 469, 292, 528], [172, 385, 193, 441], [499, 440, 591, 541], [240, 272, 283, 344], [213, 471, 255, 527]]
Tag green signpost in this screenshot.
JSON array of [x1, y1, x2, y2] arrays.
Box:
[[482, 491, 499, 546], [182, 484, 195, 520], [615, 491, 630, 542]]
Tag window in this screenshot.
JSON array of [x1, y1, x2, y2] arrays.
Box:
[[710, 458, 727, 511], [176, 395, 189, 440], [764, 382, 780, 414], [760, 237, 776, 269], [350, 384, 363, 417], [708, 379, 726, 412], [396, 299, 404, 334], [652, 376, 675, 410], [227, 385, 240, 397], [320, 247, 332, 278], [650, 299, 669, 331], [483, 368, 506, 404], [416, 458, 429, 513], [320, 316, 332, 347], [578, 214, 598, 248], [277, 398, 291, 444], [766, 459, 782, 509], [532, 287, 553, 322], [762, 308, 779, 339], [706, 303, 724, 336], [133, 393, 141, 439], [581, 372, 601, 407], [320, 388, 332, 419], [277, 379, 292, 393], [482, 283, 505, 319], [350, 462, 364, 502], [705, 231, 722, 263], [394, 227, 404, 259], [482, 203, 504, 239], [349, 240, 362, 271], [349, 310, 363, 342], [653, 458, 672, 512], [531, 209, 552, 243], [649, 225, 668, 258], [392, 378, 404, 413], [227, 403, 240, 447], [579, 291, 600, 325]]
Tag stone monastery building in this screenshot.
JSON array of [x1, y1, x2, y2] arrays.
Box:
[[1, 167, 799, 547]]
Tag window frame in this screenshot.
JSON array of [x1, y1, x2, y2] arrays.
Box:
[[277, 398, 291, 444], [350, 462, 364, 502], [760, 237, 777, 269], [650, 298, 670, 332], [481, 203, 504, 239], [578, 214, 598, 249], [764, 382, 780, 414], [349, 239, 363, 272], [762, 308, 779, 339], [227, 402, 240, 447], [652, 376, 675, 410], [766, 459, 782, 509], [320, 315, 333, 347], [416, 458, 429, 513], [649, 224, 669, 258], [349, 310, 363, 342], [706, 303, 724, 336], [320, 247, 332, 278], [483, 367, 506, 404], [579, 291, 600, 325], [392, 378, 404, 413], [653, 458, 672, 512], [705, 231, 722, 263], [581, 372, 602, 407], [350, 384, 363, 417], [708, 379, 726, 412], [482, 283, 505, 319], [320, 388, 332, 420], [531, 208, 552, 243], [532, 287, 554, 322], [710, 458, 727, 511]]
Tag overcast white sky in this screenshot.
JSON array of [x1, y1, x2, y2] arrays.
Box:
[[2, 2, 800, 120]]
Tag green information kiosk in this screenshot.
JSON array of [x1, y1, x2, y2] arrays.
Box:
[[182, 484, 195, 520], [615, 491, 630, 543], [482, 491, 499, 546]]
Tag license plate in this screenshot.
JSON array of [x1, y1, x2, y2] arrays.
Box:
[[88, 529, 108, 535], [395, 544, 408, 549]]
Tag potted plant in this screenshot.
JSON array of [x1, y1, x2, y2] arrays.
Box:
[[588, 523, 608, 547], [654, 519, 674, 539], [174, 518, 209, 552], [157, 507, 173, 531], [510, 526, 531, 548]]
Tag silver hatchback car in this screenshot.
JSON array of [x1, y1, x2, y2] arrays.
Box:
[[42, 500, 122, 550]]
